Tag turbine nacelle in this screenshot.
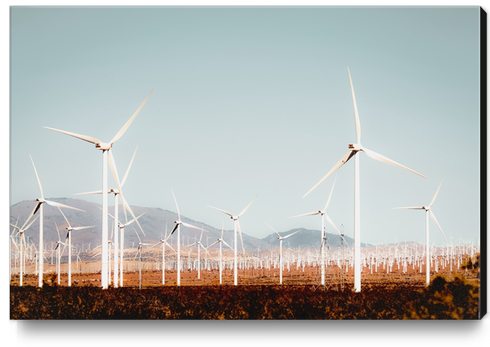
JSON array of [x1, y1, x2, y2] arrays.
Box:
[[95, 142, 112, 150], [348, 143, 362, 151]]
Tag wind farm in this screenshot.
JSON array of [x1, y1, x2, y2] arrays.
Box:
[[9, 7, 483, 321]]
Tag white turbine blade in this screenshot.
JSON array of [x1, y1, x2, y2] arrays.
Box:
[[208, 240, 219, 248], [188, 242, 198, 247], [181, 222, 202, 231], [290, 211, 321, 218], [238, 194, 258, 217], [324, 213, 344, 241], [325, 176, 337, 210], [108, 150, 127, 221], [72, 226, 95, 231], [362, 147, 427, 179], [199, 228, 204, 242], [283, 229, 301, 240], [45, 200, 85, 212], [166, 243, 176, 253], [429, 179, 444, 207], [236, 220, 245, 255], [124, 211, 147, 227], [110, 90, 153, 145], [347, 67, 361, 144], [393, 206, 425, 210], [20, 203, 41, 230], [265, 223, 281, 238], [171, 190, 181, 220], [44, 126, 101, 145], [74, 190, 104, 195], [132, 226, 142, 243], [222, 240, 234, 251], [121, 145, 138, 187], [57, 206, 71, 229], [208, 205, 234, 218], [29, 155, 44, 198], [303, 151, 356, 198], [430, 210, 447, 243], [200, 243, 211, 255], [120, 195, 146, 236], [21, 214, 40, 233]]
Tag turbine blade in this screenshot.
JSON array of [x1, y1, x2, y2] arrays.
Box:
[[57, 206, 71, 229], [20, 203, 41, 231], [324, 213, 342, 238], [171, 190, 181, 220], [166, 243, 176, 253], [124, 211, 147, 227], [290, 211, 321, 218], [121, 196, 146, 236], [121, 145, 138, 187], [110, 90, 153, 145], [236, 220, 245, 255], [208, 205, 234, 218], [45, 200, 85, 212], [181, 222, 202, 231], [44, 126, 101, 145], [29, 155, 44, 198], [303, 151, 356, 198], [265, 222, 281, 238], [22, 214, 40, 233], [347, 67, 361, 144], [393, 206, 425, 210], [222, 240, 234, 251], [170, 223, 179, 236], [430, 210, 447, 243], [208, 240, 219, 248], [325, 176, 337, 210], [74, 190, 104, 195], [283, 229, 301, 239], [238, 194, 258, 217], [429, 179, 444, 207], [72, 226, 95, 231], [361, 147, 427, 179]]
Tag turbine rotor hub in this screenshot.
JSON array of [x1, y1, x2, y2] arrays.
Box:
[[95, 142, 112, 150], [348, 143, 363, 152]]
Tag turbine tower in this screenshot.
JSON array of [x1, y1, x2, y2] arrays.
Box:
[[394, 178, 447, 286], [266, 224, 300, 285], [44, 90, 152, 289], [303, 68, 426, 292]]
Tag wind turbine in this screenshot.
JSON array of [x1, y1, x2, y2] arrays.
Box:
[[23, 155, 84, 287], [75, 145, 139, 288], [207, 222, 234, 284], [57, 207, 94, 287], [394, 178, 447, 286], [303, 68, 426, 292], [170, 190, 203, 286], [266, 223, 300, 285], [149, 222, 176, 285], [10, 215, 39, 286], [108, 209, 146, 287], [44, 90, 152, 289], [208, 195, 257, 285], [292, 177, 347, 285], [132, 228, 152, 290], [187, 227, 210, 280]]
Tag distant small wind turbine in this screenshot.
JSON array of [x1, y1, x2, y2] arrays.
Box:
[[266, 223, 300, 285], [208, 195, 257, 285], [394, 178, 447, 286], [187, 227, 210, 280], [207, 222, 234, 284], [10, 215, 39, 286], [170, 190, 203, 286], [303, 68, 426, 292]]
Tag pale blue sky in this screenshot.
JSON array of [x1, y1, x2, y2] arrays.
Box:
[[10, 6, 481, 246]]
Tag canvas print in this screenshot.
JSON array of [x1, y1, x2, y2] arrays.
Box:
[[9, 6, 485, 320]]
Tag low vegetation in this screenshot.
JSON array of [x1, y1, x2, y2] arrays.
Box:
[[10, 275, 479, 320]]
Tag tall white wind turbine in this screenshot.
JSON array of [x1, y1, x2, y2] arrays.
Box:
[[266, 224, 300, 285], [57, 207, 94, 287], [76, 145, 139, 288], [187, 227, 210, 280], [149, 222, 177, 285], [170, 190, 203, 286], [303, 68, 426, 292], [394, 179, 447, 286], [208, 195, 257, 285], [24, 155, 84, 287], [44, 90, 152, 289]]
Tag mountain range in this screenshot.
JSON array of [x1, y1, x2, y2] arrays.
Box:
[[10, 198, 372, 251]]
